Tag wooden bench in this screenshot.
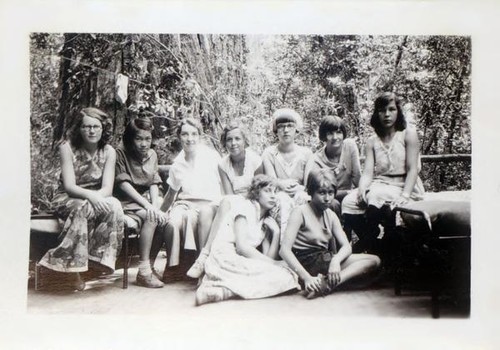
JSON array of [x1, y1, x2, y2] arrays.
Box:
[[391, 190, 471, 318], [30, 214, 140, 290]]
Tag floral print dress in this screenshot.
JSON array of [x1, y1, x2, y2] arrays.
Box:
[[38, 142, 124, 273]]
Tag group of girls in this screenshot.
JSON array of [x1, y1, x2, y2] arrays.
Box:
[[38, 91, 423, 306]]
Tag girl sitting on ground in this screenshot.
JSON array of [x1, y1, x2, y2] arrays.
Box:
[[195, 175, 299, 305], [280, 169, 380, 299], [114, 117, 169, 288], [38, 107, 124, 291], [186, 121, 263, 278]]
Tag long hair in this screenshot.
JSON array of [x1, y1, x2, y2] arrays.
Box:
[[122, 117, 154, 160], [370, 92, 407, 137], [68, 107, 112, 149]]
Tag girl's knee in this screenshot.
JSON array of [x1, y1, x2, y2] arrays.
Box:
[[106, 197, 123, 213]]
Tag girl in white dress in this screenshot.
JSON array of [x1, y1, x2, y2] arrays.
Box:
[[195, 175, 299, 305]]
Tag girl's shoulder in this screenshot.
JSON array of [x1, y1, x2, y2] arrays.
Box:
[[297, 145, 313, 156], [102, 144, 116, 158], [343, 138, 358, 148], [262, 144, 278, 156]]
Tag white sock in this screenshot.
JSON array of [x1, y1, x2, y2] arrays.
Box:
[[138, 260, 152, 275]]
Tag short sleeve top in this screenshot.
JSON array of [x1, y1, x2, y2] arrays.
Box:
[[57, 141, 110, 192], [167, 144, 222, 202], [114, 147, 162, 199], [306, 138, 361, 191], [292, 204, 337, 253], [218, 148, 262, 195], [261, 144, 313, 184], [212, 195, 265, 248]]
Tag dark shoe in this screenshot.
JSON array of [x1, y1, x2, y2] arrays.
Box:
[[162, 265, 185, 283], [136, 272, 164, 288]]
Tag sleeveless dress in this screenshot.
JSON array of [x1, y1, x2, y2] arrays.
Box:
[[38, 142, 124, 273], [199, 196, 299, 299], [218, 148, 262, 195], [342, 129, 425, 215], [291, 205, 339, 276]]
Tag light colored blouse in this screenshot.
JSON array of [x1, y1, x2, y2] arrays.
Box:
[[261, 144, 313, 184], [305, 138, 361, 191], [218, 148, 262, 195], [167, 144, 222, 203]]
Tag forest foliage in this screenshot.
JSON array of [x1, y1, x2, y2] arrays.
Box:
[[30, 33, 471, 212]]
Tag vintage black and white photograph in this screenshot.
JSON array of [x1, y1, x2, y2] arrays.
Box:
[[2, 1, 500, 349], [28, 33, 471, 317]]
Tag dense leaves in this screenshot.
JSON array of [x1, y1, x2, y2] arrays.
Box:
[[30, 33, 471, 212]]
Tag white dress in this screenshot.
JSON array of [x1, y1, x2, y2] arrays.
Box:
[[199, 196, 299, 299], [218, 148, 262, 195]]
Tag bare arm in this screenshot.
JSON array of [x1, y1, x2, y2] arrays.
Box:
[[218, 164, 234, 195], [160, 186, 178, 212], [357, 138, 375, 203], [119, 181, 153, 209], [279, 207, 324, 293], [350, 140, 362, 188], [394, 128, 420, 205], [262, 217, 281, 259], [234, 216, 276, 264]]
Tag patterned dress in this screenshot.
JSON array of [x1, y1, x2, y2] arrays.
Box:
[[199, 196, 299, 299], [38, 142, 124, 273]]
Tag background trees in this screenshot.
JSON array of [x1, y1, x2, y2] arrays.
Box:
[[30, 33, 471, 212]]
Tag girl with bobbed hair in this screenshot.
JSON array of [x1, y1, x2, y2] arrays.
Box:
[[262, 108, 313, 231], [38, 107, 124, 291], [114, 117, 169, 288], [195, 174, 299, 305], [280, 169, 380, 299], [185, 120, 263, 279], [342, 92, 424, 254], [304, 115, 361, 218]]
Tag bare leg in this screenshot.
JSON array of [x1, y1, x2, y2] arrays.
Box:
[[196, 205, 217, 250], [337, 253, 381, 288]]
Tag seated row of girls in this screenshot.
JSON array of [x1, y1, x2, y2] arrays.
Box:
[[185, 109, 362, 279], [184, 109, 313, 279]]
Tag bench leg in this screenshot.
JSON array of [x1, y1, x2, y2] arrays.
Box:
[[123, 229, 129, 289]]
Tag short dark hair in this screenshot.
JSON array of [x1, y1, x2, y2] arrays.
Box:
[[305, 169, 337, 196], [123, 117, 153, 160], [220, 120, 249, 148], [176, 118, 203, 138], [318, 115, 347, 141], [247, 174, 276, 201], [370, 92, 407, 137], [69, 107, 112, 149]]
